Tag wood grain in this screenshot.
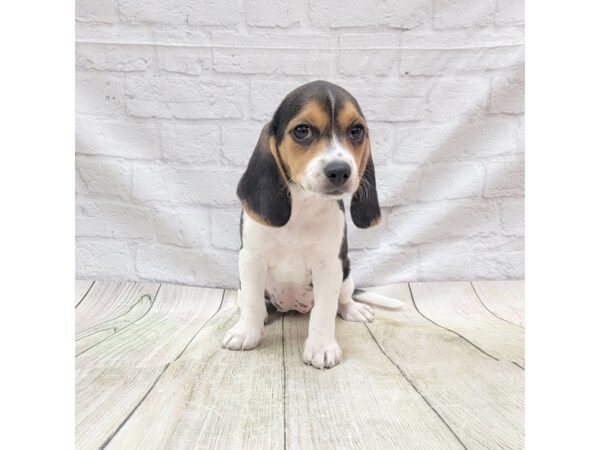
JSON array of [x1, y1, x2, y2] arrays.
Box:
[[75, 280, 525, 450], [75, 280, 94, 307], [76, 284, 223, 369], [76, 365, 166, 450], [75, 281, 160, 355], [75, 285, 224, 449], [471, 280, 525, 327], [410, 281, 525, 367], [366, 283, 524, 450], [106, 290, 286, 450], [283, 312, 463, 449]]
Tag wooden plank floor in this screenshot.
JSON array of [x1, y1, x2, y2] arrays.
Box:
[[75, 280, 525, 450]]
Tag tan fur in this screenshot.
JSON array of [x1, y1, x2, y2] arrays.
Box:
[[278, 101, 330, 184], [242, 201, 271, 227], [336, 102, 370, 179]]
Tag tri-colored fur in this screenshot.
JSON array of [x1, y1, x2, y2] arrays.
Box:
[[225, 81, 392, 369]]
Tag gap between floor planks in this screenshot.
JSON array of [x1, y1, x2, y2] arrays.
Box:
[[75, 280, 524, 450]]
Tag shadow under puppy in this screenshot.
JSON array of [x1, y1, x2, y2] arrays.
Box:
[[224, 80, 401, 369]]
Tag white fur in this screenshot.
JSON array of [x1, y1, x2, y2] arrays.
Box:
[[223, 184, 373, 369], [301, 136, 360, 196]]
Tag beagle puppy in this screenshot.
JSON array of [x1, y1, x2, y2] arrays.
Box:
[[223, 80, 397, 369]]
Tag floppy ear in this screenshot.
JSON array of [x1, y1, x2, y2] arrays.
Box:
[[237, 123, 291, 227], [350, 152, 381, 228]]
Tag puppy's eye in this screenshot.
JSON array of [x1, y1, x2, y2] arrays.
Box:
[[349, 124, 364, 141], [293, 124, 312, 141]]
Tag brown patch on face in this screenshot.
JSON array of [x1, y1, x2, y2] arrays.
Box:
[[336, 101, 370, 179], [277, 100, 330, 183]]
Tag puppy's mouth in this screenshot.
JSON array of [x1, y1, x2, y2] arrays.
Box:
[[323, 189, 346, 196], [317, 187, 353, 199]]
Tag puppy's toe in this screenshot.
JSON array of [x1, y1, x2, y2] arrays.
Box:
[[338, 301, 374, 323], [222, 322, 263, 351], [303, 338, 342, 369]]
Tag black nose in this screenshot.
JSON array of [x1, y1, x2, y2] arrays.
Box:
[[324, 162, 351, 187]]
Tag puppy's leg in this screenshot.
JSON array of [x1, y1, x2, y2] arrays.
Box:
[[303, 258, 342, 369], [223, 248, 268, 351], [337, 276, 374, 323]]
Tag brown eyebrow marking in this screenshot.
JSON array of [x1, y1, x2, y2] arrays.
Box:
[[336, 101, 370, 177], [336, 101, 364, 131], [286, 100, 330, 134]]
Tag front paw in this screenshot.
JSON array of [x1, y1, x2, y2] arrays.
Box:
[[338, 300, 374, 323], [303, 338, 342, 369], [222, 321, 263, 351]]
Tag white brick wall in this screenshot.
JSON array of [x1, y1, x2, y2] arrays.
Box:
[[75, 0, 524, 288]]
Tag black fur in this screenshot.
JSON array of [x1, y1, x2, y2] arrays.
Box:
[[337, 200, 351, 280], [238, 80, 380, 230], [350, 155, 381, 228], [271, 80, 363, 146], [236, 124, 291, 227], [339, 220, 351, 280]]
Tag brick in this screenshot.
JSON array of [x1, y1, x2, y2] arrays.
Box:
[[119, 0, 243, 26], [310, 0, 379, 28], [338, 50, 398, 76], [496, 0, 525, 25], [400, 46, 523, 76], [346, 208, 395, 250], [419, 162, 485, 201], [76, 43, 153, 72], [157, 47, 213, 75], [131, 163, 242, 206], [388, 199, 499, 245], [250, 80, 306, 120], [125, 76, 247, 119], [349, 245, 419, 286], [378, 0, 430, 29], [498, 197, 525, 236], [483, 154, 524, 198], [368, 122, 396, 162], [417, 240, 473, 279], [210, 208, 242, 251], [491, 67, 525, 113], [161, 122, 220, 164], [76, 116, 160, 159], [221, 125, 262, 166], [427, 76, 490, 123], [76, 73, 125, 116], [339, 33, 401, 48], [76, 201, 155, 239], [214, 48, 335, 76], [376, 165, 421, 207], [311, 0, 428, 29], [76, 238, 135, 279], [77, 156, 132, 199], [433, 0, 496, 29], [246, 0, 299, 27], [342, 80, 427, 122], [154, 206, 211, 247], [212, 31, 335, 48], [393, 117, 520, 164], [135, 243, 237, 287], [402, 26, 524, 49], [471, 236, 524, 279], [338, 33, 401, 76], [75, 170, 87, 196], [76, 0, 118, 23]]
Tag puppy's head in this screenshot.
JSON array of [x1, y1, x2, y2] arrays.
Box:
[[237, 80, 380, 228]]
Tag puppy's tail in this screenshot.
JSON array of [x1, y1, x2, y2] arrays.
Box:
[[352, 289, 405, 309]]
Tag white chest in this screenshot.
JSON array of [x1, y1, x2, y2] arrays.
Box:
[[242, 186, 346, 313]]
